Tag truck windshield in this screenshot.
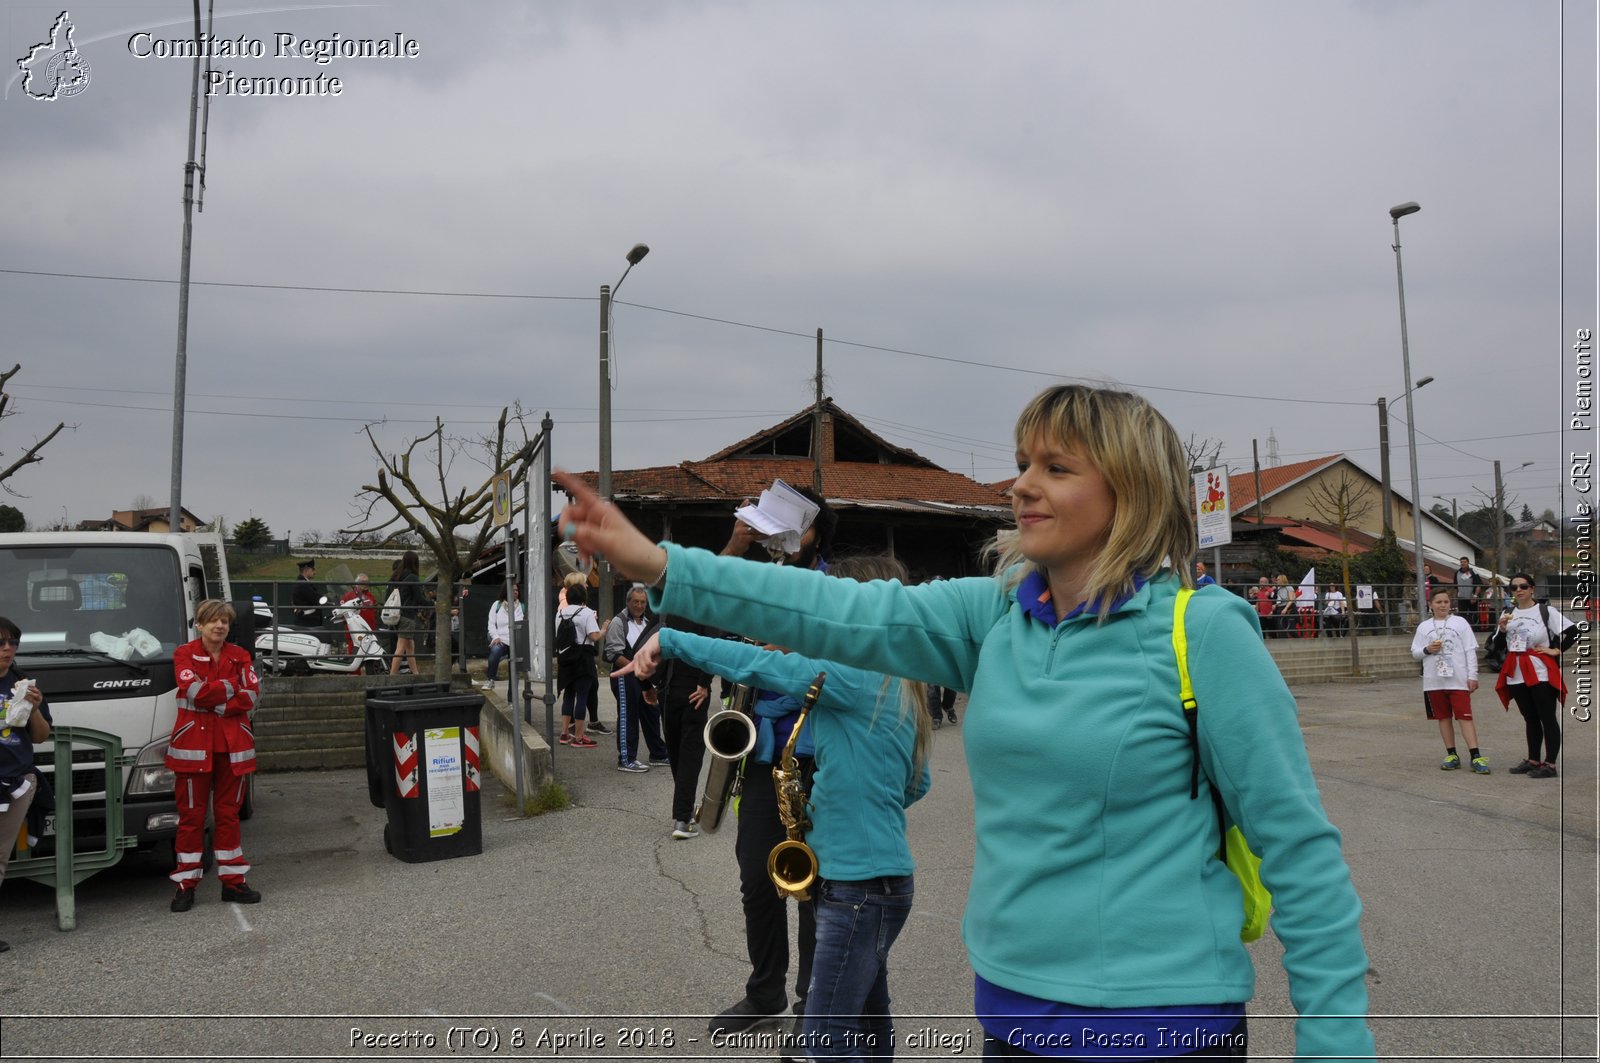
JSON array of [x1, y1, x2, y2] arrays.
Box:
[[0, 544, 187, 660]]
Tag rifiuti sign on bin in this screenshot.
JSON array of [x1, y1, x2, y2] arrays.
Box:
[[424, 727, 466, 837]]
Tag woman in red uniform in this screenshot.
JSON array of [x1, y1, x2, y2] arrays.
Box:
[[167, 599, 261, 912]]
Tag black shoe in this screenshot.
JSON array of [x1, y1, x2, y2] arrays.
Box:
[[707, 996, 786, 1036], [588, 721, 612, 735], [947, 711, 958, 724], [0, 939, 10, 952], [221, 882, 262, 904], [170, 888, 196, 913]]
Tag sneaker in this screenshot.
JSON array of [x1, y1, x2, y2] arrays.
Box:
[[587, 721, 613, 735], [931, 717, 942, 730], [1471, 757, 1491, 774], [570, 735, 598, 748], [671, 820, 700, 840], [220, 882, 262, 904], [558, 732, 572, 745], [1528, 763, 1559, 779], [617, 760, 649, 773], [1441, 754, 1461, 770], [947, 711, 958, 724], [707, 995, 786, 1036], [170, 887, 196, 913], [1509, 759, 1538, 774]]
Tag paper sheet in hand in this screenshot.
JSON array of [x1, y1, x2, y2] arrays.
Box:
[[735, 480, 820, 556]]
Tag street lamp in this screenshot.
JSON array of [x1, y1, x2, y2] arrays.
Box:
[[1430, 495, 1458, 528], [1389, 201, 1428, 620], [597, 242, 650, 625], [1376, 374, 1432, 536]]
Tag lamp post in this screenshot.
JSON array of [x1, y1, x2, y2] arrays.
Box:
[[1431, 495, 1459, 528], [597, 242, 650, 626], [1389, 200, 1428, 620], [1377, 374, 1432, 536]]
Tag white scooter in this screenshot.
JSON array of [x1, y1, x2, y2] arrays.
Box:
[[254, 596, 388, 676]]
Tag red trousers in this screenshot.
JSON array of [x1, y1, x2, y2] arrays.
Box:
[[171, 765, 250, 888]]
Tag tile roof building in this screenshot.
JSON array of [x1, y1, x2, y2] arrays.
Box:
[[566, 399, 1010, 581]]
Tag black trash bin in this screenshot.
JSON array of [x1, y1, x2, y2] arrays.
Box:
[[364, 683, 453, 809], [364, 684, 486, 862]]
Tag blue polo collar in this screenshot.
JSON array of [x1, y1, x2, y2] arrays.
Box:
[[1017, 569, 1153, 627]]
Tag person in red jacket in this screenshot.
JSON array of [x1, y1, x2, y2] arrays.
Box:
[[167, 599, 261, 912]]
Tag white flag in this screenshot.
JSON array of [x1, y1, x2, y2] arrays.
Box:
[[1297, 568, 1317, 605]]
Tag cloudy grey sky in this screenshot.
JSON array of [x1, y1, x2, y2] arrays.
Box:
[[2, 0, 1593, 545]]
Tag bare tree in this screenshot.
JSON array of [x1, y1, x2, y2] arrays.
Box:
[[1304, 469, 1376, 674], [0, 363, 67, 495], [1182, 434, 1224, 473], [345, 407, 540, 680]]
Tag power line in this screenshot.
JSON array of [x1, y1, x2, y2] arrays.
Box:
[[2, 265, 1374, 408]]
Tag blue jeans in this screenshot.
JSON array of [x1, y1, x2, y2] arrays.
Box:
[[802, 874, 914, 1062], [485, 641, 509, 681]]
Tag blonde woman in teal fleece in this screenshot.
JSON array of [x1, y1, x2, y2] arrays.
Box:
[[556, 385, 1375, 1062]]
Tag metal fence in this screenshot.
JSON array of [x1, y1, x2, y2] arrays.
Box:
[[243, 577, 475, 677], [1227, 581, 1514, 639]]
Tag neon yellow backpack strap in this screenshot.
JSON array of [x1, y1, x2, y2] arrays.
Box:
[[1173, 586, 1272, 942]]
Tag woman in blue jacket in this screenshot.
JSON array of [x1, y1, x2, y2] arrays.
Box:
[[623, 555, 932, 1061], [556, 384, 1375, 1062]]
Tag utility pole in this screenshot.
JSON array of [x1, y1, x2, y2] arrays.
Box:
[[167, 0, 203, 534], [812, 328, 823, 496], [1493, 460, 1505, 579], [1377, 398, 1393, 536]]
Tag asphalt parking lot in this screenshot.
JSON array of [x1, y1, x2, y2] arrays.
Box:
[[1, 675, 1595, 1061]]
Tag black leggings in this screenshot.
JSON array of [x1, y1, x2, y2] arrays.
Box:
[[983, 1015, 1247, 1059], [1509, 682, 1561, 763]]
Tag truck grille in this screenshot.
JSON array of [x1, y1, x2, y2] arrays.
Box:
[[32, 747, 109, 800]]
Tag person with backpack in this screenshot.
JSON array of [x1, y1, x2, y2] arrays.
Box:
[[554, 583, 601, 748], [556, 384, 1376, 1061], [1487, 573, 1577, 779]]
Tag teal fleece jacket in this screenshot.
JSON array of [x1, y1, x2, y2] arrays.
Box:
[[659, 630, 930, 881], [652, 544, 1375, 1062]]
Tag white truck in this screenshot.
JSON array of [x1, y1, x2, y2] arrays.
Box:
[[0, 531, 248, 863]]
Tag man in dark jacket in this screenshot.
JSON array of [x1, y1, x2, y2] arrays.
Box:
[[291, 560, 324, 629], [651, 616, 715, 839]]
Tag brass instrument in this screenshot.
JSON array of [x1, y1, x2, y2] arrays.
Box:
[[694, 680, 757, 833], [767, 671, 826, 901]]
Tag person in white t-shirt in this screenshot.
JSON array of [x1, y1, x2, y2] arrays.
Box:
[[1411, 589, 1485, 773], [1487, 574, 1576, 779], [556, 584, 602, 748], [1321, 583, 1347, 638]]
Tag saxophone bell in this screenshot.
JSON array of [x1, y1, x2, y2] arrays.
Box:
[[694, 681, 757, 834], [768, 672, 826, 901]]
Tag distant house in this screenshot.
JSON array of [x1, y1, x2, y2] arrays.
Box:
[[1505, 517, 1559, 544], [77, 507, 205, 534], [561, 399, 1010, 583]]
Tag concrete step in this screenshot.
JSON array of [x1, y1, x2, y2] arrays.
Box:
[[256, 747, 365, 772]]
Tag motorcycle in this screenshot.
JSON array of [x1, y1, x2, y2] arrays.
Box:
[[254, 596, 387, 676]]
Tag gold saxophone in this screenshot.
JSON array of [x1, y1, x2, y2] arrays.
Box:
[[694, 679, 757, 833], [767, 671, 826, 901]]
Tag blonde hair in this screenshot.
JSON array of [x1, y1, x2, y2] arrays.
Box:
[[194, 599, 236, 626], [988, 385, 1195, 611], [826, 555, 933, 775]]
